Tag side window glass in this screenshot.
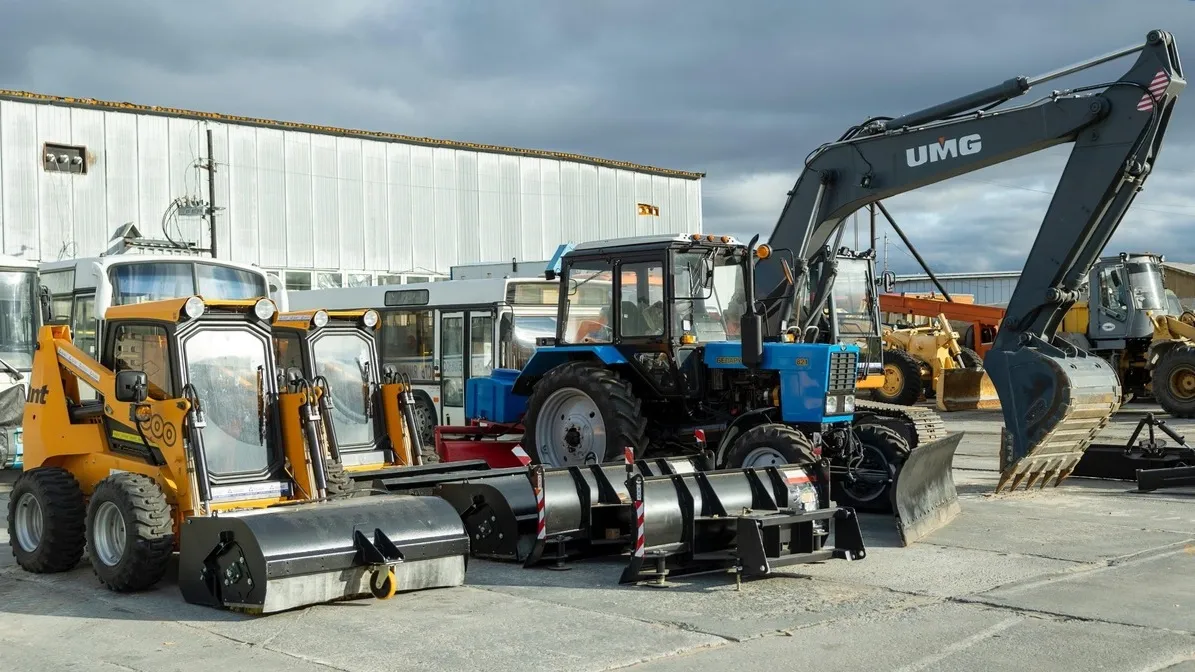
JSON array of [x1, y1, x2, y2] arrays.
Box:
[[273, 332, 304, 378], [378, 309, 435, 380], [562, 259, 614, 344], [71, 295, 98, 358], [112, 324, 172, 397], [1098, 268, 1129, 321], [619, 262, 665, 338]]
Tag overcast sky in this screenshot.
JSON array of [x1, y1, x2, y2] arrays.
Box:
[[3, 0, 1194, 274]]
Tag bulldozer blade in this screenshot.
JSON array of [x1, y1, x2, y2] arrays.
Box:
[[892, 432, 963, 546], [936, 368, 1001, 412], [178, 494, 469, 614], [985, 341, 1122, 494]]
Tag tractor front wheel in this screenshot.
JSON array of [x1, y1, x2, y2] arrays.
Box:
[[1153, 344, 1195, 418], [834, 423, 910, 512], [7, 467, 87, 573], [723, 423, 817, 469], [522, 362, 647, 467], [86, 472, 174, 592]]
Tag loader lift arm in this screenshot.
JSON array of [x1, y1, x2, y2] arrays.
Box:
[[756, 30, 1184, 491]]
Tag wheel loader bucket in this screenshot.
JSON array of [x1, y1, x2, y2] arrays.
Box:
[[892, 432, 964, 546], [935, 368, 1001, 411], [177, 494, 469, 614], [985, 341, 1122, 493]]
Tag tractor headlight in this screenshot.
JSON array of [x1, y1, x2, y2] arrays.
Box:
[[184, 296, 205, 319], [825, 396, 838, 414], [843, 394, 855, 413], [254, 298, 277, 321], [362, 309, 379, 328], [312, 310, 330, 328]]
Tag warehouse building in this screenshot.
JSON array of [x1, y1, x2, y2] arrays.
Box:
[[0, 90, 704, 290]]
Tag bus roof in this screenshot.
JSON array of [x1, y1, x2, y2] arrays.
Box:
[[289, 276, 559, 312], [38, 254, 273, 289], [0, 255, 38, 271]]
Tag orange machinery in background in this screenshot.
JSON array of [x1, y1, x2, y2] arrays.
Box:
[[878, 293, 1006, 359]]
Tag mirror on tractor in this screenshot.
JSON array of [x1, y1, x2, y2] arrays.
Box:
[[114, 370, 149, 404]]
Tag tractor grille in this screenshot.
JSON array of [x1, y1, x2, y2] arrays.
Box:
[[828, 351, 858, 395]]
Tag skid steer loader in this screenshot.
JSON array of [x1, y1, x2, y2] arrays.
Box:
[[7, 296, 469, 613]]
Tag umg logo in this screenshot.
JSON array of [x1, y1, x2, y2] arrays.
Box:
[[905, 134, 982, 167]]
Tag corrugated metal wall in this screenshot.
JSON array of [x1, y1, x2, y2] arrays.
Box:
[[891, 273, 1021, 306], [0, 99, 703, 277]]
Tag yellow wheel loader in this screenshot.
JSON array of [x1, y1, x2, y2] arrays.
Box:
[[874, 313, 1000, 412], [7, 295, 468, 613]]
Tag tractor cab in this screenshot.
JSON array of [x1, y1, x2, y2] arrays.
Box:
[[813, 248, 886, 388]]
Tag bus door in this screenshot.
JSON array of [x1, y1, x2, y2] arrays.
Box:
[[436, 309, 495, 426]]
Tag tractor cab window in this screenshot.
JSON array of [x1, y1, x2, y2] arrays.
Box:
[[312, 332, 375, 449], [1097, 266, 1130, 321], [619, 262, 665, 338], [182, 329, 274, 478], [672, 248, 744, 343], [561, 259, 615, 344], [1125, 262, 1166, 311], [111, 324, 173, 397], [830, 257, 879, 337]]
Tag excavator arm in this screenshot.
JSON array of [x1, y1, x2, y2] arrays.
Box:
[[757, 30, 1184, 491]]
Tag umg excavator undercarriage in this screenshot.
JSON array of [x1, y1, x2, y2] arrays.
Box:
[[755, 29, 1184, 493]]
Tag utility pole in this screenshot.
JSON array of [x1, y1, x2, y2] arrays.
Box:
[[202, 128, 219, 258], [883, 233, 889, 275]]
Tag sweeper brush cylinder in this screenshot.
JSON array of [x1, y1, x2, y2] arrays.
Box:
[[177, 494, 469, 614]]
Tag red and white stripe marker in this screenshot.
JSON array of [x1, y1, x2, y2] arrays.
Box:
[[631, 478, 645, 558], [511, 444, 531, 466], [1138, 70, 1170, 112], [533, 467, 546, 541]]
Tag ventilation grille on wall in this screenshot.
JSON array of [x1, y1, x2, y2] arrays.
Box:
[[43, 143, 87, 174]]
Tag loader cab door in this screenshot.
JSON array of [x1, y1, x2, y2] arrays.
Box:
[[1089, 261, 1162, 346], [102, 321, 179, 463]]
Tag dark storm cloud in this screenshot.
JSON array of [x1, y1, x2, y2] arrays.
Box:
[[4, 0, 1195, 274]]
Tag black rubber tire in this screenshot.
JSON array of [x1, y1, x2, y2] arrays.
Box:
[[957, 347, 984, 369], [7, 467, 87, 573], [723, 423, 817, 469], [521, 361, 648, 466], [1153, 344, 1195, 418], [85, 472, 174, 592], [323, 461, 358, 496], [871, 348, 924, 407], [833, 423, 910, 513]]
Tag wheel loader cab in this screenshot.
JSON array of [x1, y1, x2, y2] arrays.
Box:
[[1086, 253, 1166, 347]]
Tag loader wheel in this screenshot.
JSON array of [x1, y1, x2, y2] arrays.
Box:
[[723, 423, 817, 469], [957, 347, 984, 369], [872, 349, 923, 407], [1153, 345, 1195, 418], [522, 362, 648, 467], [410, 397, 437, 453], [324, 462, 357, 496], [7, 467, 87, 573], [834, 424, 909, 512], [85, 472, 174, 592]]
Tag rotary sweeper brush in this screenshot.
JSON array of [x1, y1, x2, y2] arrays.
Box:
[[6, 296, 469, 614]]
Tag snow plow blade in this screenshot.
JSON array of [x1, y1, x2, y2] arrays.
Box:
[[986, 341, 1122, 493], [892, 432, 964, 546], [936, 368, 1001, 412], [177, 494, 469, 614], [432, 457, 703, 566], [620, 463, 865, 585]]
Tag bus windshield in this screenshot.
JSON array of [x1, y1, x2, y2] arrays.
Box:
[[0, 269, 36, 370], [183, 328, 273, 479], [112, 261, 267, 305], [312, 332, 375, 449]]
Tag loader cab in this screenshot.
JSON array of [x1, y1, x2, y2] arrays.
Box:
[[1087, 253, 1165, 347], [272, 309, 387, 468], [100, 296, 288, 495]]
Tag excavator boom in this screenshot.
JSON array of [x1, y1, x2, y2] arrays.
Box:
[[757, 30, 1184, 492]]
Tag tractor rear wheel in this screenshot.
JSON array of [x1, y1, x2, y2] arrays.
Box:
[[8, 467, 87, 573], [723, 423, 817, 469], [1153, 344, 1195, 418], [834, 423, 910, 512], [872, 349, 923, 407], [86, 472, 174, 592], [522, 362, 647, 467]]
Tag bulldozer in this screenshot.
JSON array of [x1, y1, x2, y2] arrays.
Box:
[[7, 295, 469, 613]]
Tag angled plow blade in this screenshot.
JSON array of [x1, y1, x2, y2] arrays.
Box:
[[892, 432, 964, 546]]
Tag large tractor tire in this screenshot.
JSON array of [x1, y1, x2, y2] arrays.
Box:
[[834, 423, 910, 513], [7, 467, 87, 573], [723, 423, 818, 469], [85, 472, 174, 592], [871, 348, 924, 407], [1153, 344, 1195, 418], [521, 362, 647, 467]]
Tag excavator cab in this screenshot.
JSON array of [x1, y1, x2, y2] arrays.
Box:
[[8, 296, 469, 613]]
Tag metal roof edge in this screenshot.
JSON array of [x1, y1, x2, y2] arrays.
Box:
[[0, 89, 706, 181]]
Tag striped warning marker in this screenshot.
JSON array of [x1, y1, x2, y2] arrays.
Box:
[[632, 478, 645, 558], [533, 467, 546, 541], [511, 444, 531, 466], [1138, 70, 1170, 112]]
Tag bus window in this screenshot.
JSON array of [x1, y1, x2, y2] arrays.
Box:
[[471, 315, 494, 379], [71, 294, 98, 358], [196, 264, 268, 300], [379, 309, 435, 381]]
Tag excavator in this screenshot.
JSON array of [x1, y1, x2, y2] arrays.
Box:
[[756, 29, 1184, 493]]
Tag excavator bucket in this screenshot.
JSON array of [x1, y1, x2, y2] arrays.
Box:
[[177, 494, 470, 614], [936, 368, 1001, 412], [987, 344, 1122, 493], [891, 432, 964, 546]]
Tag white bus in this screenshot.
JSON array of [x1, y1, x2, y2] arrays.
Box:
[[289, 277, 562, 443]]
